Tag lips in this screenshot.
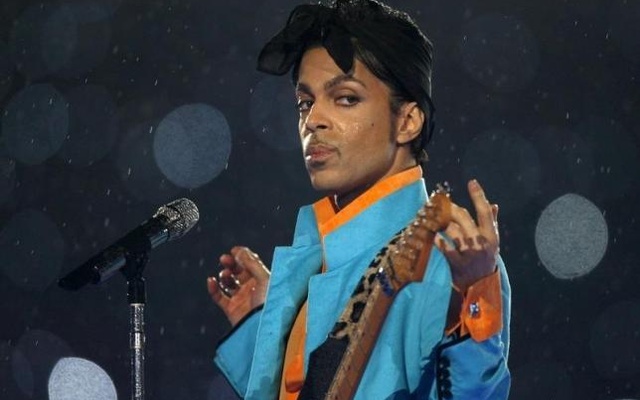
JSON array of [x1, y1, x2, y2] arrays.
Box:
[[304, 144, 336, 164]]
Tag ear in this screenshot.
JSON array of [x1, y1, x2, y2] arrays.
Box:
[[394, 102, 425, 145]]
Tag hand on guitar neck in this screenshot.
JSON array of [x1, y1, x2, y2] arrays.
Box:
[[435, 179, 500, 293], [207, 246, 271, 327]]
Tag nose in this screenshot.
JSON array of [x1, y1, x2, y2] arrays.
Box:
[[302, 102, 330, 135]]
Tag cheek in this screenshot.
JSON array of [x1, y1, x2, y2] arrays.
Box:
[[341, 125, 378, 164]]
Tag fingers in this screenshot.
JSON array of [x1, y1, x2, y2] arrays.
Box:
[[207, 276, 229, 307], [230, 246, 270, 284], [466, 179, 497, 242], [441, 222, 467, 250], [450, 205, 479, 243], [447, 180, 498, 246], [437, 181, 500, 289], [491, 203, 500, 246], [219, 253, 250, 284], [218, 246, 269, 285], [435, 232, 464, 265], [208, 246, 270, 326], [437, 180, 500, 255]]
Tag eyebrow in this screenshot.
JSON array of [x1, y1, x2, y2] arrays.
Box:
[[296, 74, 368, 95]]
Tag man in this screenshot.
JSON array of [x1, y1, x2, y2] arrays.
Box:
[[208, 1, 510, 399]]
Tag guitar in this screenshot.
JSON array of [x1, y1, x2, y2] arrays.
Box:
[[298, 184, 452, 400]]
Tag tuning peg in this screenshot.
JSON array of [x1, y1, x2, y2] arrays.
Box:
[[434, 181, 451, 194]]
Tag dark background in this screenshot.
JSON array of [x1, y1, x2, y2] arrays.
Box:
[[1, 0, 639, 399]]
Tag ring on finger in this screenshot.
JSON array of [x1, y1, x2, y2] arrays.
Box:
[[217, 270, 240, 297]]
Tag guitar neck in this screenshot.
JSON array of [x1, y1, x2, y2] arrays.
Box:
[[327, 281, 394, 399]]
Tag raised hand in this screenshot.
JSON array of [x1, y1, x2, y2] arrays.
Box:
[[435, 179, 499, 292], [207, 246, 270, 327]]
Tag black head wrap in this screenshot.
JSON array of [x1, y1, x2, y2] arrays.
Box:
[[257, 0, 436, 149]]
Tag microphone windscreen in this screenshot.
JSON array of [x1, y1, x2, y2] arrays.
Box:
[[155, 198, 199, 240]]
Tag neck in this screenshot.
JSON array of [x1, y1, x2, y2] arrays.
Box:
[[332, 160, 420, 211], [332, 187, 368, 211]]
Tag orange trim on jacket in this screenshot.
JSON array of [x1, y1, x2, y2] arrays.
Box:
[[280, 166, 503, 398], [312, 166, 423, 237]]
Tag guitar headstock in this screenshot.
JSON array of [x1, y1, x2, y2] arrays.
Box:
[[379, 183, 452, 292], [420, 182, 452, 233]]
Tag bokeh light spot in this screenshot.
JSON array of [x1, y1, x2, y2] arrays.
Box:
[[153, 103, 231, 189], [576, 116, 640, 202], [590, 300, 640, 379], [12, 330, 73, 398], [462, 128, 540, 215], [41, 6, 78, 73], [116, 122, 181, 204], [2, 83, 69, 165], [535, 194, 608, 279], [10, 4, 56, 80], [458, 14, 540, 92], [0, 340, 24, 398], [56, 84, 119, 166], [533, 126, 595, 198], [0, 209, 65, 291], [11, 348, 34, 397], [48, 357, 117, 400], [9, 3, 111, 80], [50, 4, 112, 79]]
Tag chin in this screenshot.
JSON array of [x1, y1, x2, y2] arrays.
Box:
[[309, 179, 336, 194], [308, 170, 342, 194]]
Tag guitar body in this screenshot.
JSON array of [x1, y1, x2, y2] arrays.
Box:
[[299, 185, 452, 400]]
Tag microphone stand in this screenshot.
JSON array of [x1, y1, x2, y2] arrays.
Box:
[[58, 198, 199, 400], [122, 251, 149, 400]]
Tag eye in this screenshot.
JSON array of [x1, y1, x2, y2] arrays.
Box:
[[295, 99, 313, 112], [336, 95, 360, 106]]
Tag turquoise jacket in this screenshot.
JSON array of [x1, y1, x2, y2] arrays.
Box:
[[215, 179, 511, 399]]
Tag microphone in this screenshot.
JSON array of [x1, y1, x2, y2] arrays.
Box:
[[59, 198, 200, 290]]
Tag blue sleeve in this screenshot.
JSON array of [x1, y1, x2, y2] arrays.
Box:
[[431, 257, 511, 399], [214, 306, 263, 397]]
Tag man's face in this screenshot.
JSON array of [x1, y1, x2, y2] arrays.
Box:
[[295, 47, 412, 206]]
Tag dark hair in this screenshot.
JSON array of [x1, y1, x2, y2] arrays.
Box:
[[351, 40, 430, 164]]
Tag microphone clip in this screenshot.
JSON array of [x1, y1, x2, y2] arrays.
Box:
[[123, 250, 149, 305]]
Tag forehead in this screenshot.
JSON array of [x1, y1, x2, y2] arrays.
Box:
[[296, 47, 390, 94]]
